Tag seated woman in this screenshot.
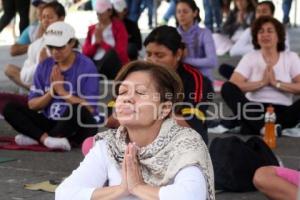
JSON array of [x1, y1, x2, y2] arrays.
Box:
[[176, 0, 217, 81], [221, 16, 300, 135], [82, 0, 129, 80], [213, 0, 256, 55], [253, 166, 299, 200], [56, 60, 215, 200], [3, 22, 100, 151]]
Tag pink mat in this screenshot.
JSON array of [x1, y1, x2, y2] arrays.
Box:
[[0, 136, 62, 152]]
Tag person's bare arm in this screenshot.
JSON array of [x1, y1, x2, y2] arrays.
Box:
[[28, 91, 52, 110], [10, 44, 29, 56], [230, 71, 267, 93], [269, 71, 300, 94]]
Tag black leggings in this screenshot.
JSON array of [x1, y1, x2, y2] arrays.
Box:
[[0, 0, 30, 33], [218, 63, 235, 80], [3, 103, 98, 145], [94, 49, 122, 80], [221, 81, 300, 135]]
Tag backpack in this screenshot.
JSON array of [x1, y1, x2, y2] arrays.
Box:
[[209, 136, 279, 192]]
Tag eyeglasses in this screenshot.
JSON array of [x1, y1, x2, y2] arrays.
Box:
[[46, 45, 67, 51]]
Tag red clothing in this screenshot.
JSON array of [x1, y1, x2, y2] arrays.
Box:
[[82, 18, 129, 65]]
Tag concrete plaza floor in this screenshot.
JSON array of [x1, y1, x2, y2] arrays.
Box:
[[0, 8, 300, 200]]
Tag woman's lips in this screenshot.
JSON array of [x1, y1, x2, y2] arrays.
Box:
[[116, 105, 136, 114]]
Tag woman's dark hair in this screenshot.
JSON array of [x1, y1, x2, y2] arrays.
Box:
[[176, 0, 201, 23], [257, 1, 275, 15], [69, 39, 80, 49], [114, 60, 184, 105], [143, 25, 185, 55], [42, 1, 66, 18], [252, 16, 285, 51]]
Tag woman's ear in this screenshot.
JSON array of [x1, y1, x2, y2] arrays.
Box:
[[193, 10, 199, 19], [176, 49, 184, 61], [160, 101, 173, 119]]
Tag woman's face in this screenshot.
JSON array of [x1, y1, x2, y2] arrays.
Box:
[[255, 4, 273, 19], [48, 41, 74, 63], [176, 2, 197, 27], [97, 9, 112, 24], [235, 0, 248, 11], [145, 42, 180, 70], [41, 7, 60, 30], [115, 71, 163, 128], [257, 22, 278, 49]]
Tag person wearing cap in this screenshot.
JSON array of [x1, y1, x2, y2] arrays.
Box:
[[82, 0, 129, 80], [3, 21, 100, 151], [112, 0, 142, 60], [0, 1, 65, 117], [0, 0, 30, 35]]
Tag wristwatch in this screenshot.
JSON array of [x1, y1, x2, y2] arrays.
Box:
[[276, 81, 281, 89]]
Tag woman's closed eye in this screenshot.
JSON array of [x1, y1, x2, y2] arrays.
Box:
[[135, 90, 146, 95], [118, 88, 128, 95]]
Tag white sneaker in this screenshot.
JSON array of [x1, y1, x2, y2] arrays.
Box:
[[208, 124, 229, 134], [15, 134, 39, 145], [44, 137, 71, 151], [282, 128, 300, 137]]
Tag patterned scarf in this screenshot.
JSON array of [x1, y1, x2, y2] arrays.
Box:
[[95, 119, 215, 200]]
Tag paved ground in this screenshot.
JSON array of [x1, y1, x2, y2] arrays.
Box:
[[0, 6, 300, 200]]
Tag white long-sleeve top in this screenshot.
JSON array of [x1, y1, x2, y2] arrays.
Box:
[[55, 140, 207, 200]]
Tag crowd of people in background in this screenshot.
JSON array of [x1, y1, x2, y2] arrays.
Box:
[[0, 0, 299, 199]]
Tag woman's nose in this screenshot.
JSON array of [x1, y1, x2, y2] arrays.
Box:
[[122, 93, 134, 103], [146, 56, 157, 64]]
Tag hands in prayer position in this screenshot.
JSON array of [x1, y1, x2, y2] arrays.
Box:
[[261, 65, 278, 88], [50, 65, 67, 96], [119, 143, 145, 197]]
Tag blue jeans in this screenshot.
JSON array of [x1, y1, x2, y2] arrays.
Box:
[[163, 0, 176, 22], [203, 0, 222, 31], [126, 0, 142, 22], [282, 0, 293, 24], [140, 0, 154, 26]]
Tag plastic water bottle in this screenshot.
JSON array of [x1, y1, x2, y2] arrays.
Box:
[[264, 105, 276, 149]]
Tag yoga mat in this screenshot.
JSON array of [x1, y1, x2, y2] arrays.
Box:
[[0, 136, 61, 152]]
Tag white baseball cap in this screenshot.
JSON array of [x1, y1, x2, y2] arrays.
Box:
[[44, 22, 75, 47], [95, 0, 112, 14], [112, 0, 127, 12]]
